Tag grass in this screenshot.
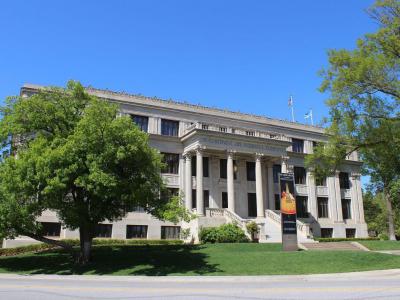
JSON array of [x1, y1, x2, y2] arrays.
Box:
[[0, 243, 400, 275], [359, 240, 400, 251]]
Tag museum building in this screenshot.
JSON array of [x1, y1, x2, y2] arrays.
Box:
[[3, 84, 368, 247]]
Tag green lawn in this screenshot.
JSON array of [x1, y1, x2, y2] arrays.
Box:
[[359, 240, 400, 251], [0, 243, 400, 275]]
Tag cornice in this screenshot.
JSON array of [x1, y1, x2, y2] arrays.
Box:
[[21, 83, 326, 136]]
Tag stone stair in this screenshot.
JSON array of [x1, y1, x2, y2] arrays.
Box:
[[301, 242, 365, 251]]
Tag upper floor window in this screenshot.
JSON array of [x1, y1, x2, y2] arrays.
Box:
[[273, 164, 281, 183], [191, 156, 209, 177], [316, 176, 327, 186], [219, 127, 227, 133], [339, 172, 350, 189], [341, 199, 352, 219], [292, 138, 304, 153], [246, 161, 255, 181], [161, 119, 179, 136], [294, 166, 306, 184], [220, 159, 237, 179], [161, 153, 179, 174], [296, 196, 309, 218], [131, 115, 148, 132], [317, 197, 329, 218]]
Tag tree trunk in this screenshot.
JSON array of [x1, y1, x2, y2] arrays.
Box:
[[384, 191, 396, 241], [78, 225, 93, 264]]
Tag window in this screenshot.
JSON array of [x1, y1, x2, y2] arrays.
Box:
[[161, 226, 180, 239], [292, 138, 304, 153], [316, 176, 327, 186], [204, 190, 210, 208], [161, 119, 179, 136], [317, 197, 329, 218], [126, 225, 148, 239], [346, 228, 356, 238], [294, 167, 306, 184], [219, 127, 227, 133], [192, 189, 197, 209], [296, 196, 309, 218], [161, 188, 179, 203], [220, 159, 237, 180], [321, 228, 333, 238], [274, 194, 281, 210], [248, 193, 257, 217], [161, 153, 179, 174], [40, 222, 61, 237], [222, 192, 228, 208], [339, 172, 350, 189], [312, 141, 319, 150], [273, 164, 281, 183], [246, 131, 255, 136], [342, 199, 352, 219], [95, 224, 112, 238], [130, 115, 148, 132], [246, 161, 255, 181], [191, 156, 209, 177]]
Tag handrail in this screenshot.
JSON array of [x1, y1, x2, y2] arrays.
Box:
[[265, 209, 313, 238]]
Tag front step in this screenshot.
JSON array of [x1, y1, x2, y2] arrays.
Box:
[[301, 242, 365, 251]]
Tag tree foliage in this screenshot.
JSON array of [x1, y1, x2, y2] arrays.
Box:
[[0, 81, 192, 263], [306, 0, 400, 240]]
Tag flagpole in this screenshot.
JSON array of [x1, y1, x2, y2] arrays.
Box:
[[290, 96, 295, 122], [310, 110, 314, 125]]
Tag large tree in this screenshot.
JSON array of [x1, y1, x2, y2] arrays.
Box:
[[306, 0, 400, 240], [0, 81, 191, 263]]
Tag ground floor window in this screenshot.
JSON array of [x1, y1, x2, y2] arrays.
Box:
[[317, 197, 329, 218], [40, 222, 61, 237], [126, 225, 148, 239], [296, 196, 309, 218], [321, 228, 333, 238], [204, 190, 209, 208], [222, 192, 228, 208], [248, 193, 257, 217], [161, 226, 181, 239], [95, 224, 112, 238], [192, 189, 197, 209], [346, 228, 356, 238]]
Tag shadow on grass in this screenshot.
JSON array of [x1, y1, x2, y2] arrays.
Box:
[[0, 245, 220, 276]]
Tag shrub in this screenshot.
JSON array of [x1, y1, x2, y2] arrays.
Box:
[[378, 233, 389, 241], [315, 237, 380, 242], [199, 223, 249, 243]]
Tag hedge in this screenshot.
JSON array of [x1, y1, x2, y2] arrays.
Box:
[[199, 223, 250, 243], [0, 239, 183, 256], [315, 237, 380, 242]]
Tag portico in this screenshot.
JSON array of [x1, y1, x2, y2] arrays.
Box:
[[180, 122, 291, 219]]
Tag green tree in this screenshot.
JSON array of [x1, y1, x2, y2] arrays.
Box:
[[0, 81, 192, 263], [306, 0, 400, 240]]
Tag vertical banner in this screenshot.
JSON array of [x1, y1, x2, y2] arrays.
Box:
[[279, 173, 298, 251]]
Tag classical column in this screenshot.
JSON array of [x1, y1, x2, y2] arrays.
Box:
[[196, 148, 204, 216], [184, 153, 192, 211], [306, 169, 318, 219], [227, 150, 235, 212], [178, 154, 185, 196], [281, 155, 289, 173], [334, 171, 344, 221], [255, 153, 265, 217], [267, 162, 275, 210], [350, 173, 361, 222]]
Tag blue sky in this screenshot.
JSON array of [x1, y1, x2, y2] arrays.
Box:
[[0, 1, 376, 185]]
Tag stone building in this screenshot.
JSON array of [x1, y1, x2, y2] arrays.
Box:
[[3, 84, 368, 247]]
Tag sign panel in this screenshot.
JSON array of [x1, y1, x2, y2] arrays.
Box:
[[279, 173, 298, 251]]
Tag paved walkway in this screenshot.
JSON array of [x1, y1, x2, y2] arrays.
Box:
[[0, 269, 400, 300]]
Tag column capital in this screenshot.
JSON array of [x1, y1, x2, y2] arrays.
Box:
[[281, 155, 289, 162], [195, 145, 206, 154], [183, 152, 192, 160], [350, 172, 361, 179], [226, 149, 236, 158], [255, 153, 264, 161]]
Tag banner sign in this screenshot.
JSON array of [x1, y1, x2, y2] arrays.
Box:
[[279, 173, 298, 251]]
